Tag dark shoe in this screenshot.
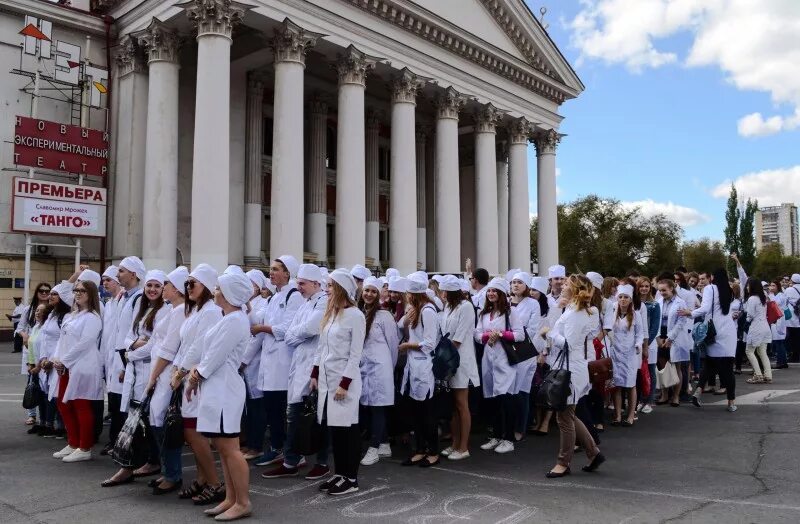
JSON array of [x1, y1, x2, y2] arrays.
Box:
[[101, 475, 134, 488], [193, 484, 225, 506], [319, 475, 340, 492], [691, 395, 702, 408], [609, 420, 621, 427], [40, 427, 55, 438], [419, 456, 440, 468], [133, 467, 161, 478], [327, 477, 359, 496], [545, 467, 571, 478], [621, 420, 633, 427], [401, 455, 426, 466], [152, 479, 183, 496], [147, 478, 161, 488], [261, 464, 299, 479], [178, 480, 205, 500], [305, 464, 330, 480], [99, 443, 113, 456], [27, 425, 42, 435], [582, 453, 606, 472], [670, 401, 680, 407], [54, 428, 66, 439]]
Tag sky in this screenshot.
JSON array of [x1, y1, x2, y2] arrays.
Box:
[[523, 0, 800, 241]]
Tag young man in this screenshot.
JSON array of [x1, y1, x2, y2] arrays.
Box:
[[547, 264, 566, 302], [785, 274, 800, 363], [469, 268, 490, 310]]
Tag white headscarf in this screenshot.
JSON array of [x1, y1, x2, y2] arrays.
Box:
[[487, 277, 510, 296], [51, 281, 74, 308], [298, 264, 325, 284], [102, 265, 119, 283], [120, 256, 146, 280], [190, 263, 218, 292], [277, 255, 300, 278], [246, 269, 268, 290], [144, 270, 167, 286], [167, 266, 189, 292], [218, 272, 253, 307], [78, 269, 101, 287], [330, 269, 357, 301]]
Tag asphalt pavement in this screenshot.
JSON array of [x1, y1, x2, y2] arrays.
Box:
[[1, 344, 799, 524]]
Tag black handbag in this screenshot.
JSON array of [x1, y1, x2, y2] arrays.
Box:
[[112, 394, 152, 468], [22, 374, 42, 409], [162, 386, 184, 449], [432, 333, 460, 381], [292, 391, 323, 456], [535, 342, 572, 412], [499, 314, 537, 366]]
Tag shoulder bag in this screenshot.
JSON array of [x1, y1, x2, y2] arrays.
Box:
[[499, 312, 537, 366], [588, 326, 613, 392], [535, 341, 572, 411], [693, 286, 717, 350]]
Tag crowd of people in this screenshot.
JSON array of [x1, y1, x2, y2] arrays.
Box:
[[13, 253, 800, 521]]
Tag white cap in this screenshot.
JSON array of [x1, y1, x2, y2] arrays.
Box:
[[431, 274, 445, 284], [586, 271, 604, 290], [263, 280, 277, 294], [166, 266, 189, 292], [459, 278, 471, 293], [388, 276, 408, 293], [119, 256, 146, 280], [276, 255, 300, 278], [319, 267, 329, 291], [246, 269, 268, 290], [531, 276, 549, 294], [385, 268, 400, 279], [616, 284, 634, 299], [505, 268, 522, 283], [218, 272, 253, 307], [102, 265, 119, 283], [363, 276, 381, 291], [548, 264, 566, 279], [487, 277, 510, 296], [190, 263, 218, 292], [144, 269, 167, 285], [439, 275, 461, 292], [224, 265, 245, 276], [330, 268, 357, 301], [511, 272, 532, 288], [297, 263, 325, 284], [425, 288, 437, 302], [407, 278, 428, 294], [350, 264, 370, 281], [409, 271, 429, 284], [378, 276, 388, 287], [78, 269, 101, 287], [51, 281, 74, 307], [792, 274, 800, 284]]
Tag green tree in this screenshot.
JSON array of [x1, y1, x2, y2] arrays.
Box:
[[723, 184, 740, 275], [753, 243, 800, 280], [739, 198, 758, 270], [682, 238, 727, 273]]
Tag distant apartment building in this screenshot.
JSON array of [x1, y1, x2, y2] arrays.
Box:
[[756, 203, 800, 256]]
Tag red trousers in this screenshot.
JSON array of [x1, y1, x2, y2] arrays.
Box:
[[57, 372, 95, 450]]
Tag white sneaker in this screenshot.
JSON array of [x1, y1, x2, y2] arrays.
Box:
[[360, 447, 379, 466], [727, 405, 738, 413], [62, 448, 92, 462], [480, 438, 500, 450], [377, 443, 392, 457], [447, 450, 470, 461], [53, 445, 75, 459], [440, 446, 454, 456], [640, 404, 653, 414], [494, 440, 515, 454]]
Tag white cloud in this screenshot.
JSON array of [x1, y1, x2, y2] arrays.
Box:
[[568, 0, 800, 137], [711, 166, 800, 206], [621, 199, 710, 227]]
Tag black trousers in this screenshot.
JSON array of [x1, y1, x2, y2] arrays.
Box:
[[13, 331, 23, 353], [107, 392, 126, 445], [587, 388, 604, 425], [405, 393, 438, 455], [491, 393, 515, 441], [735, 340, 747, 370], [329, 424, 361, 480], [699, 357, 735, 401], [787, 327, 800, 363], [91, 399, 104, 441], [576, 395, 600, 444]]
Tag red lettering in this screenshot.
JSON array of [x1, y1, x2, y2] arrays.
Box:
[[64, 187, 74, 198], [93, 191, 103, 202], [29, 182, 39, 193]]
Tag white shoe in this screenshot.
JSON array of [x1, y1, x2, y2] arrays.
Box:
[[360, 447, 379, 466], [53, 445, 75, 459], [727, 405, 738, 413], [447, 450, 470, 461], [440, 446, 454, 456], [377, 443, 392, 457], [494, 440, 515, 454], [62, 448, 92, 462], [640, 404, 653, 414], [480, 438, 500, 450]]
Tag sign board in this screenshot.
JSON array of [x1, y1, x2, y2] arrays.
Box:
[[11, 178, 107, 238], [13, 116, 109, 177]]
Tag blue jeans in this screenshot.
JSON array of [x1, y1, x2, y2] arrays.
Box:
[[284, 401, 329, 467], [263, 390, 288, 452], [690, 350, 701, 377], [244, 396, 267, 452], [152, 426, 182, 482], [774, 339, 787, 366], [368, 406, 388, 448]]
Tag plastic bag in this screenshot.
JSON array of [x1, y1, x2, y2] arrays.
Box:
[[292, 391, 323, 456], [22, 374, 42, 410], [112, 394, 152, 468]]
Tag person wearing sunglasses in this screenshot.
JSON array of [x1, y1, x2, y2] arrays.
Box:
[[15, 283, 51, 426]]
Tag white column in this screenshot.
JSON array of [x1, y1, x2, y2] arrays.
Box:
[[335, 45, 380, 268], [306, 99, 328, 265], [474, 103, 504, 276], [508, 117, 533, 272], [365, 110, 380, 266], [136, 19, 180, 271], [390, 68, 425, 274], [496, 142, 509, 273], [535, 129, 561, 271], [180, 0, 249, 271], [434, 87, 467, 273], [416, 126, 428, 271], [244, 73, 265, 266], [111, 36, 148, 260], [269, 19, 321, 262]]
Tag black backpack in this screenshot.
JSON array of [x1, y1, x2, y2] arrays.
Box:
[[432, 333, 460, 381]]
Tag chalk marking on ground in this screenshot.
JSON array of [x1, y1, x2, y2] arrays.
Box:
[[711, 389, 800, 406], [340, 489, 431, 518]]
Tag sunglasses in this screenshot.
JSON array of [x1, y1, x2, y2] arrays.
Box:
[[73, 288, 87, 295], [186, 280, 198, 289], [37, 289, 50, 294]]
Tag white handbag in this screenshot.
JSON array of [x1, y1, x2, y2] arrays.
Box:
[[656, 362, 680, 389]]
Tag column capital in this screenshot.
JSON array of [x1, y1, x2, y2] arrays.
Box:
[[475, 103, 506, 134], [309, 97, 329, 116], [177, 0, 250, 40], [496, 140, 509, 161], [247, 72, 265, 96], [336, 44, 382, 87], [271, 17, 324, 66], [115, 35, 147, 76], [134, 18, 181, 65], [390, 67, 429, 105], [415, 123, 432, 143], [534, 129, 561, 156], [435, 86, 467, 120], [366, 109, 382, 131], [508, 117, 534, 145]]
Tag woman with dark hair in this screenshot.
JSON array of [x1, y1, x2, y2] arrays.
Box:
[[768, 279, 789, 369], [743, 278, 772, 384], [682, 268, 738, 412], [509, 272, 541, 441], [38, 284, 73, 438], [17, 282, 52, 425], [530, 276, 556, 436], [637, 277, 660, 414]]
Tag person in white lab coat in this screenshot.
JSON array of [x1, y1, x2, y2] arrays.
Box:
[[358, 276, 400, 466], [438, 275, 479, 461], [35, 284, 68, 437], [17, 282, 52, 428], [531, 276, 559, 436], [638, 277, 661, 414], [547, 264, 567, 302], [509, 272, 542, 441], [654, 278, 691, 407], [310, 270, 366, 496], [540, 275, 605, 478], [24, 304, 48, 435], [51, 280, 103, 463], [98, 266, 121, 453], [263, 263, 331, 480], [768, 279, 789, 368], [475, 278, 524, 455], [742, 278, 773, 384], [185, 271, 253, 521], [609, 285, 643, 427]]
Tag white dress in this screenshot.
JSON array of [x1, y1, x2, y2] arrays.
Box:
[[400, 305, 441, 401], [173, 301, 223, 418], [546, 305, 600, 405], [744, 296, 772, 347], [109, 288, 143, 395], [442, 300, 480, 389], [610, 312, 643, 388], [57, 310, 104, 403], [474, 309, 524, 398], [100, 296, 120, 393], [149, 305, 187, 427], [37, 313, 62, 399], [692, 284, 737, 358], [257, 285, 304, 392], [241, 296, 269, 400], [360, 309, 400, 406], [285, 291, 328, 405], [661, 295, 692, 362], [120, 305, 170, 411], [511, 297, 542, 394]]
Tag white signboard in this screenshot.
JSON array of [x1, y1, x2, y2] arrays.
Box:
[[11, 177, 107, 238]]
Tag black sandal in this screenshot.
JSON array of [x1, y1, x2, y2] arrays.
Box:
[[193, 483, 225, 506], [401, 455, 426, 466], [178, 480, 205, 500]]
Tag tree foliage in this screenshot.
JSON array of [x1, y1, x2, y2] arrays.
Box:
[[681, 238, 728, 273], [723, 184, 740, 275], [739, 198, 758, 270], [752, 243, 800, 280]]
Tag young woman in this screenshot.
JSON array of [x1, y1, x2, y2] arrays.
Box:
[[509, 272, 542, 441], [475, 277, 523, 455], [99, 266, 122, 455], [186, 270, 253, 521], [386, 277, 408, 322], [768, 280, 788, 369], [655, 279, 691, 407], [359, 277, 400, 466], [684, 269, 738, 412], [610, 285, 643, 426], [146, 266, 189, 495], [439, 275, 479, 461], [530, 276, 556, 436], [310, 270, 366, 496], [25, 304, 48, 435], [17, 282, 52, 425], [540, 275, 604, 478], [638, 277, 661, 414], [399, 275, 441, 467], [743, 278, 772, 384], [51, 281, 103, 462], [39, 284, 73, 439]]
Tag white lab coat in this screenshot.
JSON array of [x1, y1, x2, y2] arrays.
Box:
[[475, 309, 524, 398], [16, 305, 31, 375], [241, 296, 269, 399], [286, 291, 328, 405], [173, 301, 223, 418], [101, 295, 120, 393], [38, 312, 62, 399], [149, 305, 187, 427], [109, 287, 143, 395], [360, 309, 400, 406], [661, 295, 692, 362], [56, 310, 103, 403], [786, 285, 800, 329], [511, 297, 542, 394], [257, 285, 304, 392], [744, 296, 772, 347], [692, 284, 737, 358], [546, 305, 600, 405], [400, 305, 441, 401], [442, 300, 480, 389], [316, 307, 366, 426], [543, 296, 563, 367], [120, 305, 170, 411], [196, 310, 250, 434], [610, 311, 643, 388], [769, 293, 787, 341]]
